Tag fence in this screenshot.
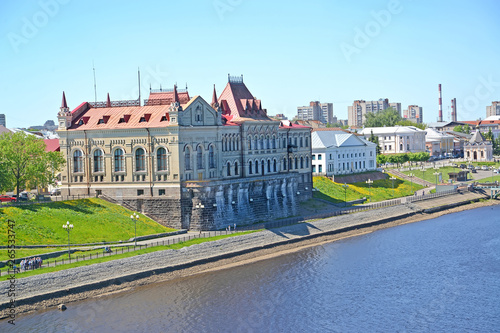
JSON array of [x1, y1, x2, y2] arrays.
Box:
[[0, 230, 241, 276], [1, 194, 95, 207]]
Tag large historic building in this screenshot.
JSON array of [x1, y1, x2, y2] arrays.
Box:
[[358, 126, 427, 154], [464, 131, 493, 162], [57, 76, 312, 230]]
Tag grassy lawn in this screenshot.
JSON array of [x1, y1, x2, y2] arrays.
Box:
[[402, 164, 500, 184], [0, 198, 175, 246], [313, 175, 423, 204], [0, 230, 259, 281]]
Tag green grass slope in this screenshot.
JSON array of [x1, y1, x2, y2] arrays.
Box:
[[0, 198, 175, 246]]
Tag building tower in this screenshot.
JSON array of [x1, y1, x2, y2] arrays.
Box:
[[57, 91, 72, 130], [438, 84, 443, 122]]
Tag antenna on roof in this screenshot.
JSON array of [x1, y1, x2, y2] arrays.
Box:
[[92, 61, 97, 103], [185, 82, 188, 90], [138, 67, 141, 106], [228, 73, 230, 82], [149, 83, 151, 91]]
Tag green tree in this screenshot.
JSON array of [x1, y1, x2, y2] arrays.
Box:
[[395, 119, 427, 130], [367, 130, 381, 155], [376, 154, 387, 166], [453, 125, 464, 133], [485, 128, 494, 142], [365, 107, 401, 127], [0, 131, 65, 196], [464, 124, 471, 134]]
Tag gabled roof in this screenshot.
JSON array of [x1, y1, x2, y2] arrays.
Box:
[[44, 139, 60, 152], [147, 88, 190, 105], [469, 130, 487, 144], [312, 131, 376, 149]]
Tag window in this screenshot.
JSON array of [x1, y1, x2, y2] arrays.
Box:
[[305, 156, 309, 168], [389, 145, 392, 150], [312, 165, 316, 173], [159, 189, 165, 196], [312, 154, 316, 160], [249, 161, 253, 174], [300, 157, 304, 168], [267, 159, 271, 172], [114, 149, 124, 172], [407, 144, 410, 150], [137, 189, 144, 196], [227, 162, 231, 176], [209, 146, 215, 168], [135, 148, 146, 172], [289, 157, 293, 170], [185, 147, 191, 170], [255, 160, 259, 174], [319, 165, 322, 173], [235, 162, 239, 176], [273, 159, 277, 172], [93, 150, 103, 172], [283, 138, 286, 148], [300, 137, 303, 147], [197, 146, 203, 169], [318, 155, 322, 160], [370, 151, 373, 156], [157, 147, 167, 171], [305, 137, 309, 147], [295, 157, 298, 169], [283, 158, 287, 170], [400, 144, 403, 151], [73, 150, 83, 173]]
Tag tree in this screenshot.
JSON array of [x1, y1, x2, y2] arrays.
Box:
[[0, 131, 65, 196], [365, 107, 401, 127], [453, 125, 464, 133], [464, 124, 471, 134], [395, 119, 427, 130], [367, 130, 381, 155], [376, 154, 387, 166], [485, 128, 494, 142]]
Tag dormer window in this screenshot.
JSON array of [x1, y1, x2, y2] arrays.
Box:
[[98, 119, 105, 124], [139, 113, 152, 123], [160, 115, 168, 122], [78, 119, 84, 125], [139, 117, 147, 123]]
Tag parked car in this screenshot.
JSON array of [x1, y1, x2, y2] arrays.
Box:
[[50, 188, 61, 196], [16, 192, 30, 201], [481, 165, 489, 170], [459, 164, 467, 169], [467, 165, 475, 170], [0, 195, 16, 202], [471, 168, 477, 173]]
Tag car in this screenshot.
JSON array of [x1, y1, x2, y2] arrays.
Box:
[[481, 165, 489, 170], [467, 165, 475, 170], [471, 168, 477, 173], [50, 188, 61, 196], [459, 164, 467, 169], [16, 192, 29, 201], [0, 195, 16, 202]]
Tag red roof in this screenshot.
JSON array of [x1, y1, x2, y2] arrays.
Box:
[[147, 89, 190, 105], [44, 139, 60, 152], [68, 104, 180, 130], [218, 80, 270, 121]]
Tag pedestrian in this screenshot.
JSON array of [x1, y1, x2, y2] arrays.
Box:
[[234, 223, 236, 231]]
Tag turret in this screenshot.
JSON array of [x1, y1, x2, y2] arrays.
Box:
[[57, 91, 72, 130]]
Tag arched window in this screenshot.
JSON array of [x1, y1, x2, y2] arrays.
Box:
[[209, 145, 215, 168], [267, 159, 271, 172], [73, 150, 83, 173], [306, 156, 309, 168], [283, 158, 287, 170], [232, 137, 236, 151], [283, 138, 287, 148], [234, 161, 239, 175], [300, 137, 303, 147], [225, 138, 228, 152], [185, 147, 191, 170], [93, 149, 103, 173], [135, 148, 146, 172], [266, 136, 270, 149], [248, 136, 252, 150], [197, 146, 203, 169], [295, 157, 298, 169], [114, 149, 124, 172], [305, 137, 309, 147], [259, 136, 264, 150], [236, 138, 239, 150], [253, 136, 258, 150], [300, 157, 304, 169], [272, 136, 276, 149], [289, 157, 293, 170], [227, 162, 231, 176], [273, 159, 277, 172], [249, 161, 253, 174], [157, 147, 167, 171], [255, 160, 259, 174]]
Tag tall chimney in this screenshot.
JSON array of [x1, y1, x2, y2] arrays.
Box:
[[438, 84, 443, 122], [451, 98, 457, 122]]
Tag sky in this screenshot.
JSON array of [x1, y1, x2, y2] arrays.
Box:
[[1, 0, 500, 129]]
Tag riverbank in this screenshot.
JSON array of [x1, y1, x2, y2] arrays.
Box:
[[1, 192, 495, 318]]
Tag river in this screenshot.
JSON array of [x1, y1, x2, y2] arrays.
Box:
[[7, 206, 500, 332]]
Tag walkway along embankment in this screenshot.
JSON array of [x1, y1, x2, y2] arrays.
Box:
[[0, 191, 489, 315]]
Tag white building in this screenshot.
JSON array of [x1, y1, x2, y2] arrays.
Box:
[[358, 126, 427, 154], [465, 131, 493, 162], [311, 129, 377, 176], [425, 128, 454, 157]]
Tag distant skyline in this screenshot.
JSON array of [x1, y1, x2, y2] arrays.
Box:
[[1, 0, 500, 128]]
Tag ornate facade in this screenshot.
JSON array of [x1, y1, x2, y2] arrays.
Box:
[[57, 76, 312, 230], [464, 131, 493, 162]]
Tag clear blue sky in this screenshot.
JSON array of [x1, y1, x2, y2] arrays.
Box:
[[1, 0, 499, 128]]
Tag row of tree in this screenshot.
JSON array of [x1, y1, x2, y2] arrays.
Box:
[[0, 132, 65, 197], [376, 152, 430, 167], [364, 108, 427, 130]]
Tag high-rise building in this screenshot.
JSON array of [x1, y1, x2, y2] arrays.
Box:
[[486, 101, 500, 118], [348, 99, 395, 127], [297, 101, 333, 124], [403, 105, 423, 124], [0, 114, 5, 127]]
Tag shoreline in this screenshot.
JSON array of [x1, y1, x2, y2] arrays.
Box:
[[5, 196, 498, 318]]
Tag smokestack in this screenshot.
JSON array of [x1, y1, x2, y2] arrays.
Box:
[[438, 84, 443, 122], [451, 98, 457, 122]]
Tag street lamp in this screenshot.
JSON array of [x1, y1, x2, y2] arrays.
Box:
[[366, 179, 373, 202], [433, 170, 440, 189], [390, 176, 396, 197], [491, 166, 494, 183], [342, 183, 349, 207], [130, 212, 139, 247], [408, 173, 414, 194], [62, 221, 73, 259], [421, 166, 426, 185]]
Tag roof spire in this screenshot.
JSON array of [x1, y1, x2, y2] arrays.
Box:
[[106, 93, 111, 107], [173, 84, 179, 104], [61, 91, 68, 109], [211, 84, 219, 110]]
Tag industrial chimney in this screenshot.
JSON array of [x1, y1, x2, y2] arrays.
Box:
[[451, 98, 457, 122], [438, 84, 443, 122]]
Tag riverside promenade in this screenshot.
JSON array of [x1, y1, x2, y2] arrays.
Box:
[[0, 190, 488, 314]]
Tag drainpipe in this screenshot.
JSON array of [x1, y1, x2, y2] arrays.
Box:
[[84, 130, 90, 195], [146, 128, 153, 196], [240, 124, 245, 178], [66, 131, 71, 196]]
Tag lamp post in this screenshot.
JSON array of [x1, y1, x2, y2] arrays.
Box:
[[390, 176, 396, 197], [342, 183, 349, 207], [433, 170, 440, 189], [491, 166, 494, 184], [130, 212, 139, 247], [421, 166, 426, 185], [62, 221, 73, 259], [408, 173, 414, 194], [366, 179, 373, 202]]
